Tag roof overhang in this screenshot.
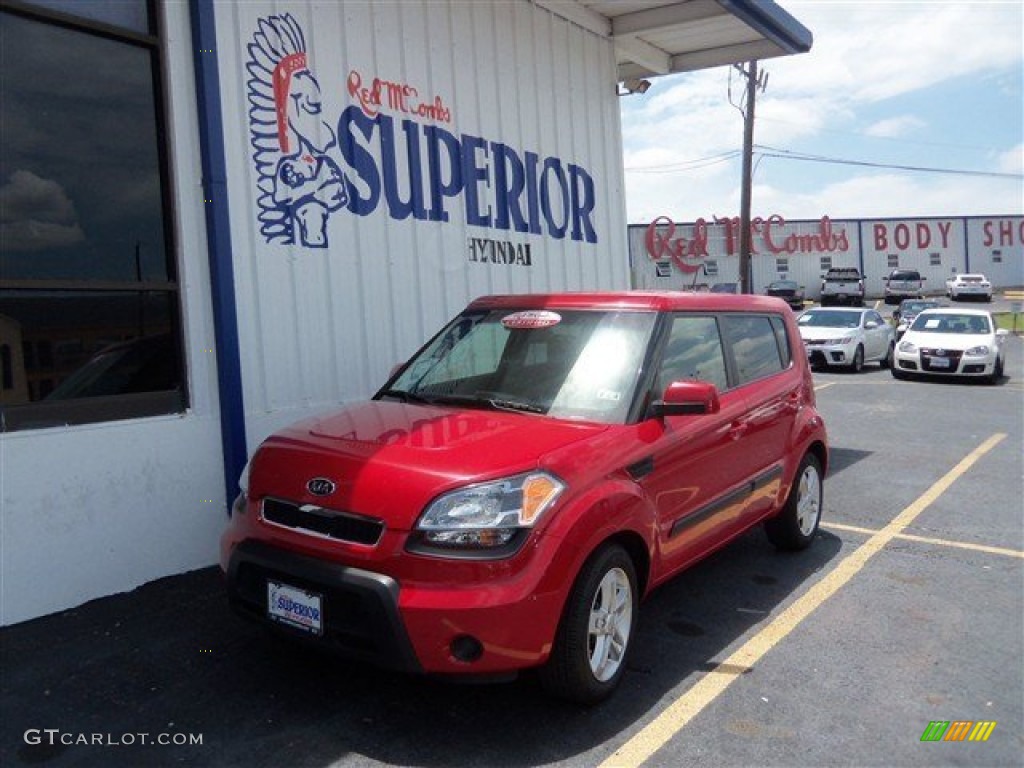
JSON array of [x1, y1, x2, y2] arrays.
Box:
[[534, 0, 812, 80]]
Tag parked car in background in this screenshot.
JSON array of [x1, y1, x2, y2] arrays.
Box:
[[893, 299, 942, 340], [893, 308, 1007, 383], [883, 269, 926, 304], [945, 273, 993, 301], [765, 280, 806, 309], [819, 267, 865, 306], [222, 292, 828, 703], [797, 306, 895, 372]]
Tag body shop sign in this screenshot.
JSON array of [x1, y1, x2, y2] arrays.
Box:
[[645, 215, 850, 271], [246, 14, 598, 251]]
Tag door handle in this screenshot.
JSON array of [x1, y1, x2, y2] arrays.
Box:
[[728, 421, 748, 440]]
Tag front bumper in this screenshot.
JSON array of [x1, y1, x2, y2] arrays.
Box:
[[804, 339, 858, 367], [894, 349, 998, 376], [222, 524, 569, 676]]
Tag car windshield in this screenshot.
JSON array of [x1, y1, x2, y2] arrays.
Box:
[[959, 275, 984, 283], [383, 309, 657, 424], [798, 310, 862, 329], [900, 301, 937, 314], [910, 314, 991, 334]]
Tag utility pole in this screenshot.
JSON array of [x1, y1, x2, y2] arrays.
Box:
[[736, 60, 766, 294]]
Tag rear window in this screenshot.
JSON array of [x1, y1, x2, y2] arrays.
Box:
[[890, 271, 920, 280], [720, 315, 786, 385]]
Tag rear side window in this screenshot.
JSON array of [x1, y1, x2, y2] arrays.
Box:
[[658, 315, 728, 392], [721, 315, 785, 385]]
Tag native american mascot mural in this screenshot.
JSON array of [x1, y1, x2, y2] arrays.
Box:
[[247, 14, 348, 248]]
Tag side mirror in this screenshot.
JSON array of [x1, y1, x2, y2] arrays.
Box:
[[652, 380, 721, 418], [996, 329, 1009, 338], [865, 320, 880, 329]]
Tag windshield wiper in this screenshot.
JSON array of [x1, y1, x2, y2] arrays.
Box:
[[422, 393, 546, 414], [378, 388, 432, 404]]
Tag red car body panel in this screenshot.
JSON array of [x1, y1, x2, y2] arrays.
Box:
[[220, 292, 827, 677]]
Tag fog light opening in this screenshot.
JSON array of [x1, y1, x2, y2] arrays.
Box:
[[450, 634, 484, 663]]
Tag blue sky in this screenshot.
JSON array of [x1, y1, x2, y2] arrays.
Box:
[[619, 0, 1023, 224]]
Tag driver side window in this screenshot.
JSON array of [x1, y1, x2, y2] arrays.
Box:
[[657, 315, 729, 392]]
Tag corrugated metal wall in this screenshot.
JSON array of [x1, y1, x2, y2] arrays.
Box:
[[214, 0, 627, 446]]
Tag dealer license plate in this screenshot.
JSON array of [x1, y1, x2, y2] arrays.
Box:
[[928, 357, 951, 369], [267, 580, 323, 635]]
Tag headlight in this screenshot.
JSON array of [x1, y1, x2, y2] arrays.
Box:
[[412, 471, 565, 556], [835, 336, 856, 345], [232, 459, 251, 517], [965, 345, 990, 356], [238, 459, 251, 494], [899, 340, 917, 353]]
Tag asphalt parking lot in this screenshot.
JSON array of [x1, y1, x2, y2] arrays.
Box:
[[2, 300, 1022, 768]]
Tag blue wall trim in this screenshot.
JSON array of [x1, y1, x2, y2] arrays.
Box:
[[719, 0, 814, 54], [189, 0, 248, 512]]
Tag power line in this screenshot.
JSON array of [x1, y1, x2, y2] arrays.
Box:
[[755, 144, 1023, 179], [624, 150, 741, 173], [623, 145, 1022, 179]]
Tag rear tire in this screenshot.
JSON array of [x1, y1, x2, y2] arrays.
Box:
[[880, 342, 894, 369], [765, 454, 823, 551], [540, 544, 637, 704]]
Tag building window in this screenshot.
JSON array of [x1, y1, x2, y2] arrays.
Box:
[[775, 258, 789, 275], [930, 252, 942, 266], [704, 260, 719, 276], [819, 256, 832, 271], [992, 250, 1003, 264], [0, 2, 186, 431], [887, 254, 899, 268]]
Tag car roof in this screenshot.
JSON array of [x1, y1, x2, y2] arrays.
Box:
[[466, 292, 790, 313], [801, 306, 865, 312], [916, 307, 992, 317]]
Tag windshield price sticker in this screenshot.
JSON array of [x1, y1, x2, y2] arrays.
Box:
[[502, 311, 562, 330]]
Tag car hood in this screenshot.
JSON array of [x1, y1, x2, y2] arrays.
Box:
[[798, 326, 860, 341], [248, 400, 608, 529]]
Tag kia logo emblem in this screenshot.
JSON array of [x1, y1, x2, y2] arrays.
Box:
[[307, 478, 336, 496]]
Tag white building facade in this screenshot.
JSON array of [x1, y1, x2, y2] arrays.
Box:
[[630, 215, 1024, 298], [0, 1, 811, 624]]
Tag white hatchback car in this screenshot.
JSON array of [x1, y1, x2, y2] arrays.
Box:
[[797, 307, 896, 372], [893, 308, 1008, 383]]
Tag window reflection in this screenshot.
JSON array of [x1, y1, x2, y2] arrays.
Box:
[[0, 6, 184, 431], [0, 11, 168, 282]]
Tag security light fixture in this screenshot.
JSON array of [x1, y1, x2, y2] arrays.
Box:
[[618, 78, 652, 96]]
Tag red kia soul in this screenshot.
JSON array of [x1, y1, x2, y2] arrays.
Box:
[[221, 292, 828, 702]]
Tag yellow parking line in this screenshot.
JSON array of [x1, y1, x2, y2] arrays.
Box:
[[828, 522, 1024, 559], [600, 432, 1006, 768]]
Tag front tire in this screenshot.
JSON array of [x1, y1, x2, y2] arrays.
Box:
[[540, 544, 637, 704], [850, 345, 864, 373], [765, 453, 823, 551]]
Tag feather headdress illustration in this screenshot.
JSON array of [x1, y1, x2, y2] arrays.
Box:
[[247, 14, 348, 248]]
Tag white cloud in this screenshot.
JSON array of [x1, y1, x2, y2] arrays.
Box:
[[865, 116, 927, 138], [998, 144, 1024, 174], [0, 170, 85, 251]]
